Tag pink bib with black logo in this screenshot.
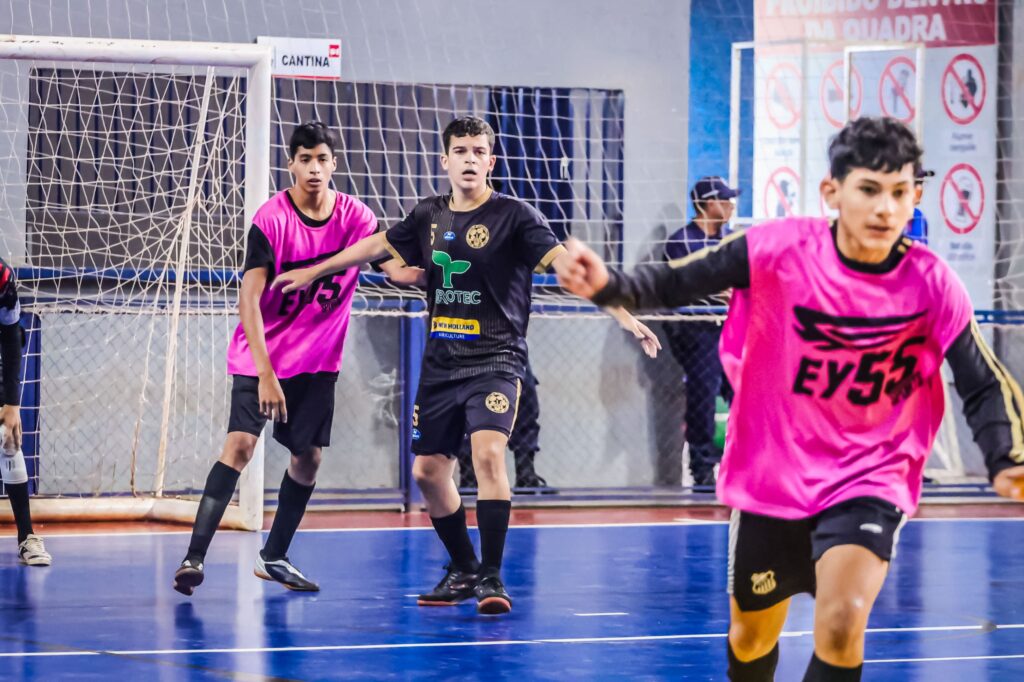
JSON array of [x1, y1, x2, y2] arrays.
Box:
[[227, 190, 377, 379], [716, 217, 972, 518]]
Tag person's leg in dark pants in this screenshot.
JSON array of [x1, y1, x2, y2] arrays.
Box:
[[456, 435, 477, 490], [677, 324, 724, 486], [510, 363, 549, 492]]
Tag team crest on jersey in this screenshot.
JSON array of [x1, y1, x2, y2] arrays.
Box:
[[790, 305, 931, 407], [751, 570, 777, 595], [466, 224, 489, 249], [485, 392, 510, 414], [793, 306, 925, 352], [277, 251, 348, 316]]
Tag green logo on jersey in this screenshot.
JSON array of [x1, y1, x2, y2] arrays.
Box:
[[432, 250, 471, 289]]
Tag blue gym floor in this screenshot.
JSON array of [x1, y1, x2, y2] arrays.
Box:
[[0, 518, 1021, 680]]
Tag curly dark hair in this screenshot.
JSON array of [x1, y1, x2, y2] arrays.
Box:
[[828, 116, 922, 181], [288, 121, 337, 159], [442, 116, 495, 153]]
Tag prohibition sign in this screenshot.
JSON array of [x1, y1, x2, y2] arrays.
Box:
[[879, 56, 916, 123], [941, 53, 986, 125], [765, 63, 801, 130], [764, 167, 800, 218], [820, 60, 862, 128], [940, 163, 984, 235]]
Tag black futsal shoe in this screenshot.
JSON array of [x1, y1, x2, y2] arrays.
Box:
[[417, 564, 479, 606], [254, 551, 320, 592], [474, 573, 512, 615], [692, 469, 717, 492], [513, 471, 557, 495], [173, 557, 205, 596]]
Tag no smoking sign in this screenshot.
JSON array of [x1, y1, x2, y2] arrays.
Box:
[[942, 53, 986, 125], [879, 56, 916, 124], [820, 60, 862, 129], [765, 63, 801, 130], [940, 163, 984, 235], [764, 167, 800, 218]]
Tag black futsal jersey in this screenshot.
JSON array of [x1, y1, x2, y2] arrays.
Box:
[[383, 191, 564, 382], [0, 258, 22, 406]]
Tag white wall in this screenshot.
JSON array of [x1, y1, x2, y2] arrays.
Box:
[[5, 0, 692, 263]]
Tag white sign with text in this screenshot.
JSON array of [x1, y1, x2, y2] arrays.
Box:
[[257, 36, 342, 80]]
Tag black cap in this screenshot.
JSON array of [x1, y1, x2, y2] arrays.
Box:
[[690, 176, 741, 203]]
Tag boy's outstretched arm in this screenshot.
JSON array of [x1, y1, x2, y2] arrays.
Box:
[[273, 232, 392, 293], [558, 234, 750, 311]]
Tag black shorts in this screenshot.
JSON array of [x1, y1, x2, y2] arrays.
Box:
[[412, 373, 521, 457], [728, 497, 908, 611], [227, 372, 338, 454]]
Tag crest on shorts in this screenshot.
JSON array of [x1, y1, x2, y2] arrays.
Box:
[[466, 224, 490, 249], [485, 391, 510, 414], [751, 570, 777, 595]]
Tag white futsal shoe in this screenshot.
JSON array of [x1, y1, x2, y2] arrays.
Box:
[[18, 534, 51, 566]]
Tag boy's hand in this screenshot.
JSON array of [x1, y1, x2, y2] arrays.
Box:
[[272, 267, 319, 294], [558, 238, 610, 300]]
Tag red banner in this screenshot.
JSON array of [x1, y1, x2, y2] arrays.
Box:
[[756, 0, 997, 48]]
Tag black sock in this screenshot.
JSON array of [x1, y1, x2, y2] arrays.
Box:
[[476, 499, 511, 575], [727, 640, 779, 682], [6, 482, 33, 544], [186, 461, 240, 563], [262, 471, 314, 560], [803, 653, 862, 682], [430, 504, 479, 573]]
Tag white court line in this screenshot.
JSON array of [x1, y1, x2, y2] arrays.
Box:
[[0, 623, 1020, 659], [780, 624, 1024, 638], [298, 522, 696, 533], [866, 653, 1024, 664], [27, 522, 680, 539], [574, 612, 629, 617], [19, 516, 1024, 540]]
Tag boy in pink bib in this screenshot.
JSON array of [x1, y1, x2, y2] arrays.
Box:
[[174, 122, 409, 596], [560, 117, 1024, 682]]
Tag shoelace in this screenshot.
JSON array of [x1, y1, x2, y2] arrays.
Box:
[[433, 564, 474, 591], [22, 537, 46, 556], [478, 575, 502, 590], [436, 566, 458, 588]]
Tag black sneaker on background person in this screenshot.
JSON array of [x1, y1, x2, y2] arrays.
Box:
[[513, 452, 557, 494], [172, 557, 205, 596], [692, 468, 717, 493], [254, 550, 320, 592], [474, 573, 512, 615], [513, 471, 557, 495], [417, 563, 479, 606]]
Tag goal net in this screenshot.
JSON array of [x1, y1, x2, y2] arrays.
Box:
[[726, 0, 1022, 487], [0, 35, 271, 529], [3, 1, 1021, 512]]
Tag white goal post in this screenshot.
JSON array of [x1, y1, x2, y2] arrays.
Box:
[[0, 35, 272, 530]]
